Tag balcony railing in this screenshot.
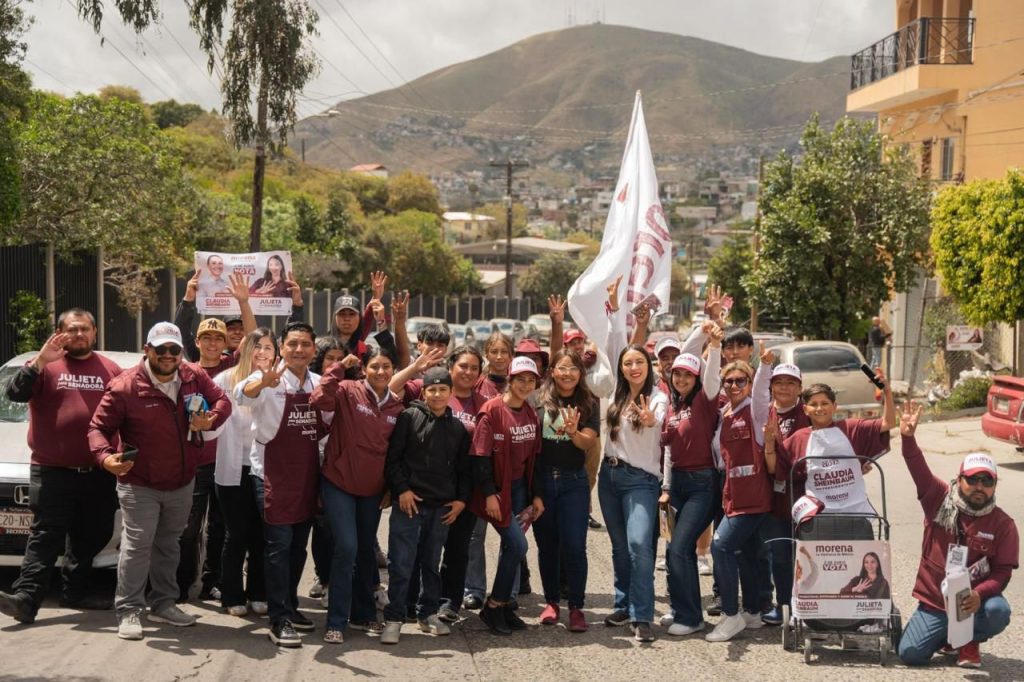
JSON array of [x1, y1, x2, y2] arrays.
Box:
[[850, 17, 975, 91]]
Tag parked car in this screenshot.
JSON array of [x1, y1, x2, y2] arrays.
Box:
[[526, 314, 552, 344], [770, 341, 881, 419], [465, 320, 493, 350], [981, 375, 1024, 449], [0, 350, 142, 567], [653, 313, 678, 332], [753, 331, 795, 349], [523, 322, 541, 343], [450, 323, 475, 350], [490, 318, 526, 345]]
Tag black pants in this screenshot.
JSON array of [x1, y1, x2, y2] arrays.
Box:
[[177, 463, 223, 599], [438, 509, 478, 611], [13, 465, 117, 613], [311, 515, 333, 585], [215, 469, 266, 607]]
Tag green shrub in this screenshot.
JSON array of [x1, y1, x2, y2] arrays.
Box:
[[937, 377, 992, 411], [8, 290, 51, 354]]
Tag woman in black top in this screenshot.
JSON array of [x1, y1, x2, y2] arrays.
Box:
[[532, 348, 599, 632]]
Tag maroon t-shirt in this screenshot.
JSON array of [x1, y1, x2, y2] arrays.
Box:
[[473, 400, 538, 481], [768, 401, 812, 518], [449, 392, 484, 435], [662, 392, 718, 471], [475, 374, 507, 400], [196, 355, 236, 465], [25, 354, 123, 468]]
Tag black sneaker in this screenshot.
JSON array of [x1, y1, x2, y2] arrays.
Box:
[[405, 605, 418, 623], [0, 591, 34, 624], [504, 605, 526, 630], [462, 595, 483, 610], [269, 620, 302, 647], [375, 544, 388, 569], [519, 572, 532, 596], [588, 515, 603, 530], [438, 606, 459, 623], [59, 594, 113, 611], [706, 596, 723, 617], [479, 603, 511, 635], [290, 610, 315, 632], [603, 609, 630, 627], [632, 621, 656, 642]]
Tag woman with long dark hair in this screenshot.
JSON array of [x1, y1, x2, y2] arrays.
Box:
[[839, 551, 891, 599], [533, 348, 599, 632], [597, 276, 667, 643], [660, 321, 724, 636], [249, 254, 290, 298]]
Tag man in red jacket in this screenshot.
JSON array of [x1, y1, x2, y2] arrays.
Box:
[[88, 322, 231, 641], [896, 402, 1018, 669], [0, 309, 122, 625]]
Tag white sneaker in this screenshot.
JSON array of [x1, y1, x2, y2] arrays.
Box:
[[418, 614, 451, 636], [250, 601, 268, 616], [705, 613, 746, 642], [742, 611, 764, 630], [656, 559, 667, 571], [380, 621, 402, 645], [117, 610, 144, 640], [148, 605, 197, 627], [374, 586, 389, 610], [659, 613, 675, 628], [697, 555, 712, 576], [668, 621, 706, 636], [226, 605, 248, 617]]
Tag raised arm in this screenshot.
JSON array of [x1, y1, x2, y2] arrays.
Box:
[[390, 290, 411, 370], [228, 272, 257, 334], [285, 270, 305, 323], [604, 276, 627, 373], [876, 366, 896, 431], [702, 321, 723, 400], [750, 342, 774, 446], [548, 294, 565, 357], [310, 360, 345, 410], [629, 302, 651, 347], [388, 347, 445, 398], [176, 270, 200, 362]]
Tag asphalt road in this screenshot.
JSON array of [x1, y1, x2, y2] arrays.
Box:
[[1, 417, 1022, 681]]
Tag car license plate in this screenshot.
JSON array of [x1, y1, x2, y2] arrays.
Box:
[[0, 507, 32, 535], [994, 397, 1010, 414]]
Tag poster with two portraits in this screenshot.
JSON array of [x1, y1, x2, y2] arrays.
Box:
[[193, 251, 293, 316]]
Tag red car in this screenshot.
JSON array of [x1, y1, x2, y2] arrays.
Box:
[[981, 375, 1024, 449]]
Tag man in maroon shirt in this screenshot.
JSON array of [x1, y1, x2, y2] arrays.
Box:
[[896, 402, 1018, 669], [0, 309, 122, 624]]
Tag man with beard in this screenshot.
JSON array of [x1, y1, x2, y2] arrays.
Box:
[[88, 322, 231, 640], [896, 401, 1018, 669], [0, 310, 123, 624]]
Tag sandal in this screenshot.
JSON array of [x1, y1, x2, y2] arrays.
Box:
[[323, 629, 344, 644]]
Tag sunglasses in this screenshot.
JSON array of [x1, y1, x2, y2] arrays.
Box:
[[963, 474, 995, 487], [722, 377, 749, 388], [152, 344, 182, 356]]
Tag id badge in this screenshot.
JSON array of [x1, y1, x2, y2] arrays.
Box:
[[946, 544, 968, 575], [773, 480, 786, 494], [187, 394, 205, 413]]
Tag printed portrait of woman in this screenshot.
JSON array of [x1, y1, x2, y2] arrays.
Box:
[[249, 254, 290, 298], [838, 551, 891, 599]]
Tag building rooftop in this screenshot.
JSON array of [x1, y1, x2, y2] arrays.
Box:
[[452, 237, 586, 258]]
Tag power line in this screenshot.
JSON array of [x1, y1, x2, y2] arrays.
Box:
[[157, 19, 221, 93]]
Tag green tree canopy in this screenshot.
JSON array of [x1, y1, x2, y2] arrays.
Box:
[[707, 232, 753, 326], [0, 0, 31, 226], [386, 170, 441, 215], [519, 253, 588, 301], [746, 116, 931, 339], [151, 99, 205, 129], [931, 169, 1024, 326]]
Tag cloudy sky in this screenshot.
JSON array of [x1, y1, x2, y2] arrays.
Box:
[[22, 0, 893, 117]]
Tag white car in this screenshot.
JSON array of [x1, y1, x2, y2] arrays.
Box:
[[0, 351, 142, 567]]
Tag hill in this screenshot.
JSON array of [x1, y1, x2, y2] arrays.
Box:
[[296, 24, 851, 176]]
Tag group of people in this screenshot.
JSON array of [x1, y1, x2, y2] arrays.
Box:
[[0, 271, 1016, 669]]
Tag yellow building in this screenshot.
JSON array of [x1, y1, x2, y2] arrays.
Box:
[[847, 0, 1024, 380]]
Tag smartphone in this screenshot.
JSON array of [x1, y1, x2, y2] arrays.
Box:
[[955, 588, 971, 622], [631, 293, 662, 316], [121, 444, 139, 462], [860, 363, 886, 389]]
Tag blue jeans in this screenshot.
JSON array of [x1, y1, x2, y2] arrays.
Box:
[[899, 597, 1012, 665], [321, 479, 383, 629], [252, 476, 311, 626], [759, 514, 793, 608], [598, 461, 660, 623], [666, 468, 719, 627], [464, 517, 488, 601], [490, 478, 528, 602], [712, 512, 766, 617], [532, 466, 590, 609], [384, 504, 449, 622]]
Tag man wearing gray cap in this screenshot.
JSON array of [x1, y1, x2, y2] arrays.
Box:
[[87, 323, 231, 641]]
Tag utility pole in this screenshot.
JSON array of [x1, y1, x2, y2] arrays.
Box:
[[749, 154, 764, 332], [489, 158, 529, 296]]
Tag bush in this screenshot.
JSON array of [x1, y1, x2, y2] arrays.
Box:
[[937, 377, 992, 411], [8, 290, 51, 354]]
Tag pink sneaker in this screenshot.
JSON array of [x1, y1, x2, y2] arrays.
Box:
[[539, 603, 560, 625]]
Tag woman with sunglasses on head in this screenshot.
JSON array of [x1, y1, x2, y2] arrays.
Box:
[[311, 298, 405, 645], [533, 348, 599, 632], [704, 342, 774, 643], [659, 320, 724, 636], [598, 276, 668, 643], [211, 328, 277, 618]]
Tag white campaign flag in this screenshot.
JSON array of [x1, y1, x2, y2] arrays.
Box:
[[568, 91, 672, 363]]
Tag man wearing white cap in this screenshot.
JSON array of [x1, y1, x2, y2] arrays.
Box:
[[897, 402, 1018, 669], [88, 322, 232, 641]]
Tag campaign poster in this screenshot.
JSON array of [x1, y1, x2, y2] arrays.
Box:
[[946, 325, 984, 351], [793, 540, 892, 619], [193, 251, 293, 316]]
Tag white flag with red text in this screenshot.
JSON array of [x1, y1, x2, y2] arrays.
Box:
[[568, 91, 672, 364]]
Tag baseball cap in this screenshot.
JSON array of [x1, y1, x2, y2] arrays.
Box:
[[196, 318, 228, 340], [333, 295, 360, 315], [223, 315, 244, 327], [772, 363, 802, 382], [514, 338, 549, 369], [792, 494, 825, 525], [670, 353, 701, 376], [422, 367, 453, 388], [654, 337, 682, 357], [509, 356, 540, 378], [960, 453, 997, 480], [563, 328, 586, 344], [147, 322, 183, 348]]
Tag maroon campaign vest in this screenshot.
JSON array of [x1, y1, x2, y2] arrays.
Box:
[[719, 402, 771, 517], [261, 390, 322, 525]]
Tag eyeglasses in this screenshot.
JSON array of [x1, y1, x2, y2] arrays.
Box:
[[963, 474, 995, 487], [554, 365, 581, 375], [722, 377, 749, 388], [152, 345, 182, 356]]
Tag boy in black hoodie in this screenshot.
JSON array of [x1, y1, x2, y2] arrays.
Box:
[[381, 367, 472, 644]]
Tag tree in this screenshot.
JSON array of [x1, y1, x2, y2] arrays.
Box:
[[519, 253, 587, 300], [386, 171, 441, 215], [0, 0, 31, 227], [746, 116, 931, 339], [931, 169, 1024, 326], [76, 0, 320, 252], [477, 201, 527, 239], [293, 194, 321, 245], [151, 99, 205, 129], [707, 232, 753, 326], [97, 84, 144, 104]]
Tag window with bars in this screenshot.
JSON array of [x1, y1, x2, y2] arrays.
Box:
[[941, 137, 956, 181]]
